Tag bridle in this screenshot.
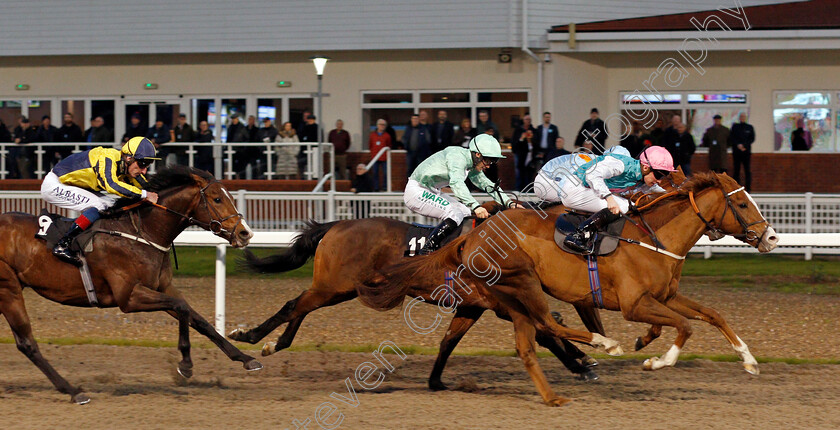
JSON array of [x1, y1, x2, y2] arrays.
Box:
[[688, 186, 770, 243], [120, 179, 244, 240]]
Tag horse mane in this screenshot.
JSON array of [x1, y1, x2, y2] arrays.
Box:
[[108, 166, 213, 212], [632, 171, 722, 228]]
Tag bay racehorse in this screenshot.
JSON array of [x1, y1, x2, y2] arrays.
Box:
[[358, 172, 778, 406], [229, 203, 609, 389], [0, 166, 262, 404]]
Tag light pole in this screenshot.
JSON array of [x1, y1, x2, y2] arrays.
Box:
[[311, 55, 329, 179]]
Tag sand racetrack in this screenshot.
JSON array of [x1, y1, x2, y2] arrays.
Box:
[[1, 277, 839, 429]]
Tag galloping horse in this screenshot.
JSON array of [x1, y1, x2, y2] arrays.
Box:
[[358, 172, 779, 406], [229, 203, 607, 389], [0, 166, 262, 404]]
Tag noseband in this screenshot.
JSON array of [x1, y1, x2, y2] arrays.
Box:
[[689, 186, 770, 243]]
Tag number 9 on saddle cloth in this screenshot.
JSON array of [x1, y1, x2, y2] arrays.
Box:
[[35, 209, 98, 255]]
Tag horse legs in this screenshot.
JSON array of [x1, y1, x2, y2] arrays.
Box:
[[634, 324, 663, 351], [428, 306, 484, 391], [120, 285, 197, 378], [229, 289, 356, 357], [665, 293, 759, 375], [160, 286, 263, 371], [0, 286, 89, 404], [534, 333, 599, 381], [509, 308, 571, 407], [621, 293, 693, 371]]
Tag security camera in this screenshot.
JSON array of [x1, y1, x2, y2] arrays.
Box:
[[543, 53, 552, 63]]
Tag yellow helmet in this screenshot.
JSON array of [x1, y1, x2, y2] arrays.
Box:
[[121, 137, 161, 161]]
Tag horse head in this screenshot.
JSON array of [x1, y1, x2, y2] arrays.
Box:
[[150, 166, 253, 248], [693, 172, 779, 253]]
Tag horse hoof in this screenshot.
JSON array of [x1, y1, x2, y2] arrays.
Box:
[[550, 311, 566, 326], [245, 359, 264, 372], [261, 342, 276, 357], [177, 366, 193, 379], [72, 393, 91, 405], [545, 396, 573, 407], [428, 380, 448, 391], [576, 370, 600, 382], [643, 358, 655, 371], [635, 337, 646, 351], [227, 328, 246, 342], [606, 344, 624, 356], [579, 355, 598, 368], [744, 363, 760, 375]]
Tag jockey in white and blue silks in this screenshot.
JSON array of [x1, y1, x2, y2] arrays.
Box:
[[535, 145, 677, 253]]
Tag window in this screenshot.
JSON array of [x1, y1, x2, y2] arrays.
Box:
[[619, 91, 749, 150], [772, 91, 833, 152], [362, 90, 530, 147]]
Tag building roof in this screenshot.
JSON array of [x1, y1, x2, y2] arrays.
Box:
[[550, 0, 837, 33]]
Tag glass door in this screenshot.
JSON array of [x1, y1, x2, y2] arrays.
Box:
[[120, 97, 188, 166]]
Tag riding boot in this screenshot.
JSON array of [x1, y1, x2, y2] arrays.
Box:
[[418, 218, 459, 255], [563, 209, 620, 254], [53, 224, 85, 266]]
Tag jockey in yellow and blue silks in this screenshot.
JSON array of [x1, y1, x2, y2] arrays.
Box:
[[40, 136, 161, 265]]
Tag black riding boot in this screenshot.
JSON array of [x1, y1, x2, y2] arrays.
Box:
[[563, 209, 620, 254], [53, 224, 85, 266], [418, 218, 459, 255]]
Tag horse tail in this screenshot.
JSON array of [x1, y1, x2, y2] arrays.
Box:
[[240, 220, 339, 273], [356, 235, 467, 311]]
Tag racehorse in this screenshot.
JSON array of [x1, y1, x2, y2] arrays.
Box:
[[357, 172, 779, 406], [0, 166, 262, 404], [229, 203, 607, 389]]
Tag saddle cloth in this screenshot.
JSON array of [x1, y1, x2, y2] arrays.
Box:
[[34, 209, 99, 254], [553, 211, 626, 256], [404, 218, 476, 257]]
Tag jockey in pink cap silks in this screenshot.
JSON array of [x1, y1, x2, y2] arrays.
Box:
[[540, 145, 676, 253]]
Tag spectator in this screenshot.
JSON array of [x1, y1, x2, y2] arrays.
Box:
[[452, 117, 476, 148], [351, 164, 375, 218], [649, 118, 665, 146], [431, 110, 453, 152], [122, 113, 145, 143], [0, 119, 12, 144], [226, 113, 248, 176], [620, 121, 646, 158], [511, 113, 535, 190], [328, 119, 351, 180], [146, 118, 171, 164], [661, 114, 682, 156], [673, 123, 696, 175], [36, 115, 60, 168], [13, 116, 38, 179], [402, 113, 432, 175], [239, 115, 263, 177], [195, 120, 215, 173], [369, 119, 392, 191], [297, 110, 312, 137], [245, 115, 260, 142], [702, 114, 730, 173], [299, 114, 319, 178], [574, 108, 607, 154], [791, 127, 809, 151], [475, 110, 497, 138], [531, 112, 560, 172], [729, 113, 755, 191], [56, 113, 83, 161], [545, 137, 571, 162], [84, 116, 113, 144], [381, 114, 398, 149], [172, 113, 195, 165], [258, 117, 278, 143], [275, 121, 299, 179]]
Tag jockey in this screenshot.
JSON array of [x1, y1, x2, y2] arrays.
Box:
[[404, 134, 520, 254], [40, 136, 161, 265], [547, 145, 676, 253]]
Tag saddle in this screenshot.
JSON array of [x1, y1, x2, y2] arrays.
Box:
[[553, 211, 627, 256], [34, 209, 99, 254], [404, 218, 476, 257]]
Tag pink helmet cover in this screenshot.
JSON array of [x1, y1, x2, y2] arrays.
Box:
[[639, 146, 677, 171]]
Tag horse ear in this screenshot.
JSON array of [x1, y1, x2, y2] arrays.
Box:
[[190, 172, 209, 188]]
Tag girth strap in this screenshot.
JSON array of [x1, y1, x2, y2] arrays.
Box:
[[586, 255, 604, 309], [78, 255, 99, 307]]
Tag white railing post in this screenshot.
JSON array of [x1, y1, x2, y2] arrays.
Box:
[[186, 144, 196, 168], [35, 144, 46, 179], [236, 189, 247, 218], [805, 192, 813, 261], [224, 144, 235, 179], [386, 148, 393, 192], [215, 244, 226, 334], [0, 144, 7, 179]]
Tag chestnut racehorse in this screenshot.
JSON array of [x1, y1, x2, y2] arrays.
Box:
[[0, 166, 261, 404], [230, 203, 605, 388], [358, 172, 779, 406]]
